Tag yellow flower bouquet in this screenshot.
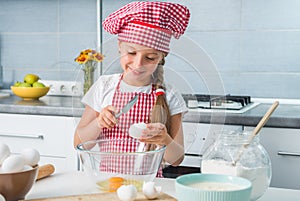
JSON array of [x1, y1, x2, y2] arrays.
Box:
[[75, 49, 104, 94]]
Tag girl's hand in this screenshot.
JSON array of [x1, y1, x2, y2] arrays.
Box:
[[140, 123, 172, 145], [97, 105, 118, 129]]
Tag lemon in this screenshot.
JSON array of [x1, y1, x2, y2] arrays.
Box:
[[24, 74, 40, 85], [32, 82, 46, 88], [18, 82, 32, 87]]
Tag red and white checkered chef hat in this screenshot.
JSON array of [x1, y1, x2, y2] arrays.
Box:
[[102, 1, 190, 53]]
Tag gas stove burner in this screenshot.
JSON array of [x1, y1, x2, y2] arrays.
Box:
[[182, 94, 253, 110]]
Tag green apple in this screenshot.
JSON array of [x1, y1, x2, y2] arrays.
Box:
[[18, 82, 32, 87], [24, 74, 40, 85], [14, 81, 22, 87], [32, 82, 46, 88]]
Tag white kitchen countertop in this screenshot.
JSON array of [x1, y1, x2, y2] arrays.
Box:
[[25, 171, 300, 201]]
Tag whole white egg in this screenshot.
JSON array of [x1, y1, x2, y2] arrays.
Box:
[[21, 148, 40, 166], [117, 185, 137, 201], [0, 143, 10, 165], [129, 122, 147, 139], [1, 155, 25, 173], [23, 164, 33, 171]]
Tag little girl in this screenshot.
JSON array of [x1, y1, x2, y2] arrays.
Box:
[[74, 1, 190, 177]]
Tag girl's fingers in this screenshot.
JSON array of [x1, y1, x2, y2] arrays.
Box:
[[146, 123, 165, 130], [142, 123, 165, 136], [97, 113, 110, 128], [101, 114, 115, 128], [140, 123, 167, 145], [98, 106, 118, 129], [106, 105, 119, 118]]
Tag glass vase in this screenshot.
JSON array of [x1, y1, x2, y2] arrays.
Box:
[[82, 61, 96, 94]]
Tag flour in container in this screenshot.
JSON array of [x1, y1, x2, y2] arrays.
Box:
[[202, 160, 269, 200]]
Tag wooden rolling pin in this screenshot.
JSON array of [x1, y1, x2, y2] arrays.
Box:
[[36, 164, 55, 180]]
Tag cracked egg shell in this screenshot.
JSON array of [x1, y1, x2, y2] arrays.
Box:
[[142, 181, 162, 199]]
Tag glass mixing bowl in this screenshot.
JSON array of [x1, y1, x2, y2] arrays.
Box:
[[76, 139, 166, 192]]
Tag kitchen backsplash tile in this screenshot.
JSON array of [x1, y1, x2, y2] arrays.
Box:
[[1, 0, 300, 99], [1, 34, 58, 69], [165, 71, 209, 95], [185, 32, 240, 72], [217, 71, 243, 95], [164, 54, 196, 72], [239, 73, 300, 99], [171, 0, 242, 31], [0, 0, 57, 32], [59, 33, 98, 67], [240, 31, 300, 72], [13, 69, 78, 85], [242, 0, 300, 29], [0, 0, 98, 88], [59, 0, 97, 32], [164, 71, 241, 96], [102, 0, 132, 19]]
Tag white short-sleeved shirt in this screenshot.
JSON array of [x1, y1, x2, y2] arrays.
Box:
[[82, 74, 188, 116]]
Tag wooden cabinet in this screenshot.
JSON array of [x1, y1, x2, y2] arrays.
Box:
[[0, 113, 80, 173], [244, 126, 300, 190]]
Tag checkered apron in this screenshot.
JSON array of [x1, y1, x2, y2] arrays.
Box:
[[100, 75, 163, 177]]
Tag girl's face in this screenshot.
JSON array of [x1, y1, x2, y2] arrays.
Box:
[[119, 42, 164, 86]]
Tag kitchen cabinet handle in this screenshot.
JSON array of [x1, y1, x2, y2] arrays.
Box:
[[277, 151, 300, 157], [0, 133, 44, 140]]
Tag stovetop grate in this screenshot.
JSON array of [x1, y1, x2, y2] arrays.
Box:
[[182, 94, 252, 110]]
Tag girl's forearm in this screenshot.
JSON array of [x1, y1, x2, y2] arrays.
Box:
[[75, 118, 102, 145], [163, 138, 184, 166]]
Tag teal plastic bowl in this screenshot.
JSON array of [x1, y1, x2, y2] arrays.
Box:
[[175, 173, 252, 201]]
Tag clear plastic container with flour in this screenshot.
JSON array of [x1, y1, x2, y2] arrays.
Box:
[[201, 131, 271, 201]]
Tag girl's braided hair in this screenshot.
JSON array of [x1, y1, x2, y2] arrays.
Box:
[[150, 57, 171, 133]]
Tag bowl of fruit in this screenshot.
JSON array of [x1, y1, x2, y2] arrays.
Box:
[[11, 74, 50, 100]]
